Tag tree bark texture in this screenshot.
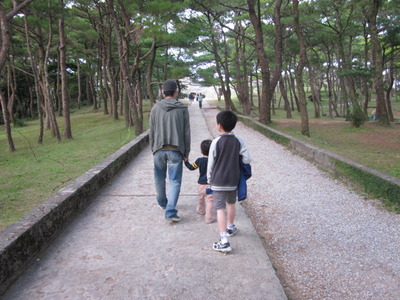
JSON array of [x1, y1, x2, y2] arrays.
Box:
[[368, 0, 389, 126], [233, 15, 251, 115], [146, 44, 157, 105], [247, 0, 271, 123], [385, 61, 394, 122], [0, 92, 16, 152], [293, 0, 310, 136], [59, 7, 73, 140], [279, 77, 292, 118]]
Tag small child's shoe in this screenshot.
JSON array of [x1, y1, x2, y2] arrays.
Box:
[[226, 225, 238, 236], [213, 240, 232, 253]]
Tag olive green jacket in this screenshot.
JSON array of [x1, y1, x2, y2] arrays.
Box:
[[149, 98, 191, 158]]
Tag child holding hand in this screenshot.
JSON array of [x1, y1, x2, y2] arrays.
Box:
[[185, 139, 214, 224]]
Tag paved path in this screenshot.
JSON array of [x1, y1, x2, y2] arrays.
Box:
[[3, 102, 287, 299]]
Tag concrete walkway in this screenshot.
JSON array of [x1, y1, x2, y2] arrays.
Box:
[[3, 102, 287, 299]]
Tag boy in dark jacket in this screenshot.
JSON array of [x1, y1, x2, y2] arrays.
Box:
[[184, 139, 214, 223], [207, 110, 252, 253]]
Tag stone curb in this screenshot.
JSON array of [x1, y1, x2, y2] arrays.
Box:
[[0, 131, 149, 294], [238, 114, 400, 204]]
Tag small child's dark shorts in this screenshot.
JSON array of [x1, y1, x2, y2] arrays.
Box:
[[213, 190, 237, 210]]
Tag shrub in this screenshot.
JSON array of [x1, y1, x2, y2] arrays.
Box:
[[348, 103, 368, 127], [13, 118, 25, 127]]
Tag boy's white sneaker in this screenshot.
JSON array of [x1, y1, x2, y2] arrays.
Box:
[[226, 225, 238, 236], [213, 240, 232, 253]]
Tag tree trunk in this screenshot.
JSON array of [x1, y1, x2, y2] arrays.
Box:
[[27, 76, 34, 118], [214, 86, 222, 102], [88, 72, 97, 109], [284, 70, 295, 112], [56, 51, 62, 116], [119, 70, 124, 116], [0, 93, 16, 152], [362, 21, 370, 115], [295, 70, 310, 137], [38, 103, 44, 144], [6, 62, 17, 123], [385, 60, 394, 122], [279, 76, 292, 118], [76, 59, 82, 109], [147, 43, 157, 105], [288, 70, 300, 112], [308, 65, 321, 118], [85, 74, 92, 106], [104, 50, 117, 118], [221, 30, 236, 111], [247, 0, 271, 123], [42, 16, 61, 141], [99, 50, 110, 115], [270, 0, 284, 99], [111, 68, 118, 119], [0, 3, 16, 152], [293, 0, 310, 136], [326, 66, 334, 118], [134, 74, 143, 127], [59, 6, 72, 140], [368, 0, 389, 126], [233, 18, 250, 114]]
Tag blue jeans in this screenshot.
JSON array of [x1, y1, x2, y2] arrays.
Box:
[[153, 150, 183, 218]]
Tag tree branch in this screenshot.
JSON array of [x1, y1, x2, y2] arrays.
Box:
[[6, 0, 36, 20]]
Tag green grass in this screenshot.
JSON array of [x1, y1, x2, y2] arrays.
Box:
[[0, 106, 149, 230]]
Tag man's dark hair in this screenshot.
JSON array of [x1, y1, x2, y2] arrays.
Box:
[[216, 110, 237, 132], [200, 139, 212, 156], [162, 79, 178, 97], [163, 90, 175, 97]]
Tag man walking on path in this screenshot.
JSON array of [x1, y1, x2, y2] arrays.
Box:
[[149, 79, 191, 222], [198, 93, 204, 108]]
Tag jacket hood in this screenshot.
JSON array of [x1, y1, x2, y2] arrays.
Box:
[[157, 98, 186, 111]]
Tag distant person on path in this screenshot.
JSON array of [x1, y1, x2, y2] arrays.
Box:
[[149, 79, 191, 222], [371, 108, 377, 121], [198, 94, 204, 108], [188, 92, 194, 105], [184, 139, 214, 224], [207, 110, 252, 253]]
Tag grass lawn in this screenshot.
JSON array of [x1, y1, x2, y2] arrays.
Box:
[[0, 106, 149, 230]]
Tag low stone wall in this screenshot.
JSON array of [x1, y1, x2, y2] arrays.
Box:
[[238, 115, 400, 204], [0, 131, 149, 295]]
